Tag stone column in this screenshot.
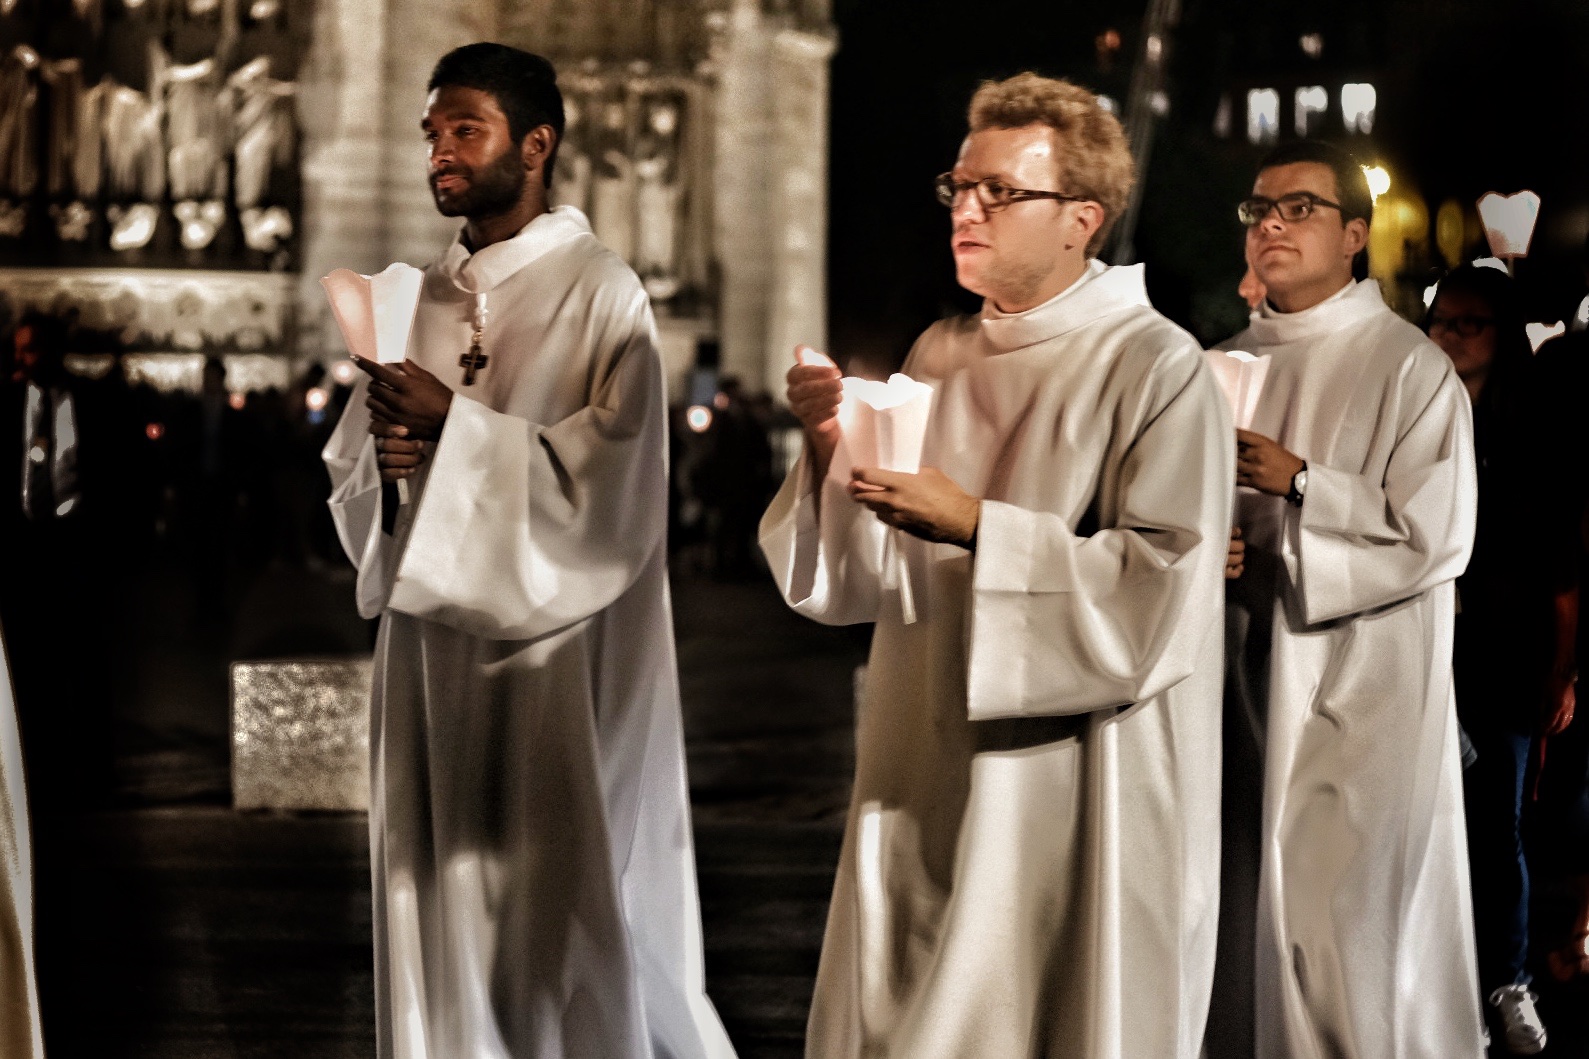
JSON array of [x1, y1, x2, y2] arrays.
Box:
[[710, 0, 774, 388], [764, 26, 834, 398], [379, 0, 499, 269], [295, 0, 391, 359]]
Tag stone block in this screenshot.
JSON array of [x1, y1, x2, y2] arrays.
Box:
[[231, 657, 372, 812]]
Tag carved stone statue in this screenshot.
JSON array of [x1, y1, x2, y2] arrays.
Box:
[[634, 97, 683, 299], [590, 99, 635, 262]]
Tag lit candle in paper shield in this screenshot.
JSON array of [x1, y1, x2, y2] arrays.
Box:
[[322, 263, 426, 503], [1476, 190, 1541, 263], [1203, 349, 1271, 431], [794, 344, 935, 624]]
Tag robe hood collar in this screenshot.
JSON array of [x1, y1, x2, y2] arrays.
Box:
[[1245, 278, 1388, 346], [438, 205, 593, 294], [979, 260, 1150, 353]]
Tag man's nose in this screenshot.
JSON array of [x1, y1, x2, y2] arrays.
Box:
[[950, 192, 986, 224]]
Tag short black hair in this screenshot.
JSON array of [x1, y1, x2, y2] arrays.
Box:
[[1257, 139, 1373, 228], [428, 43, 564, 187]]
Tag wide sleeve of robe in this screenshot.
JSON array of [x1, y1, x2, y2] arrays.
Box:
[[326, 289, 668, 641], [759, 434, 890, 627], [965, 346, 1233, 720], [1289, 356, 1476, 627], [324, 377, 401, 620]]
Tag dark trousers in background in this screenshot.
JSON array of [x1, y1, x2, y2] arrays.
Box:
[[1461, 719, 1534, 993]]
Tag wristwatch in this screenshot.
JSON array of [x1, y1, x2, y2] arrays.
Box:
[[1285, 462, 1308, 507]]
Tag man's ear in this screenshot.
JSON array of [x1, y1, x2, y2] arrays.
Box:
[[521, 124, 557, 176], [1342, 216, 1370, 258], [1064, 201, 1106, 253]]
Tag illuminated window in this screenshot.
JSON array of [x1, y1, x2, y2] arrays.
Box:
[[1299, 33, 1324, 58], [1295, 86, 1328, 136], [1341, 83, 1376, 134], [1247, 88, 1280, 144], [1213, 93, 1232, 138]]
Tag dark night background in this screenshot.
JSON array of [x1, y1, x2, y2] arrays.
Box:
[[826, 0, 1589, 365]]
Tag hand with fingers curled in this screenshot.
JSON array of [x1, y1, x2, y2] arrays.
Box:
[[374, 428, 428, 484], [848, 465, 980, 550], [786, 355, 844, 476], [354, 355, 452, 442], [1235, 428, 1304, 496], [1226, 526, 1246, 580]]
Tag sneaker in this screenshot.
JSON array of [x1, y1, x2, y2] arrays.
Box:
[[1488, 983, 1547, 1055]]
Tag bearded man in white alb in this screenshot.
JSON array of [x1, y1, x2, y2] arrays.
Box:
[[1206, 139, 1485, 1059], [324, 42, 734, 1059], [761, 73, 1232, 1059]]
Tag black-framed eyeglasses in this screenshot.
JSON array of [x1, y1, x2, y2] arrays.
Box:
[[1427, 314, 1496, 339], [1237, 192, 1346, 227], [935, 173, 1090, 213]]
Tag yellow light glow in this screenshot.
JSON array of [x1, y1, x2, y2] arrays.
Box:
[[1362, 166, 1391, 203], [306, 387, 329, 412], [685, 405, 713, 433], [331, 360, 357, 385]]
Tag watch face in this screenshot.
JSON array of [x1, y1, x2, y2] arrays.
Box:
[[1295, 467, 1308, 495]]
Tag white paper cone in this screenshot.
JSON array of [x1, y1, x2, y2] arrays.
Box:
[[320, 263, 425, 365], [1204, 349, 1271, 431]]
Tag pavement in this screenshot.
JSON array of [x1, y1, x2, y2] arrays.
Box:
[[18, 550, 1589, 1057], [29, 556, 867, 1058]]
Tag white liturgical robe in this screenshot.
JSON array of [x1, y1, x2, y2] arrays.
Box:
[[761, 262, 1233, 1059], [1213, 279, 1485, 1059], [325, 207, 734, 1059]]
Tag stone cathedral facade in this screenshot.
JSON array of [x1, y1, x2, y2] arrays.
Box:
[[1, 0, 834, 400]]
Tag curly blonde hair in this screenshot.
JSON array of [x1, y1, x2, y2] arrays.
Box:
[[968, 73, 1135, 256]]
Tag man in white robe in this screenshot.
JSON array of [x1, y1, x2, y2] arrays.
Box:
[[761, 74, 1232, 1059], [1208, 140, 1485, 1058], [324, 43, 734, 1059]]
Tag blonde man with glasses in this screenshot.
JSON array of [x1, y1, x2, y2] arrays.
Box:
[[1208, 139, 1485, 1059], [761, 73, 1231, 1059]]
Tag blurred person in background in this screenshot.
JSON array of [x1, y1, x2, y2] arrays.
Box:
[[1427, 263, 1569, 1054]]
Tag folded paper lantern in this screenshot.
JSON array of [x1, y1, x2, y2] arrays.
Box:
[[1476, 190, 1541, 260], [321, 263, 425, 365], [1203, 349, 1271, 431], [1526, 321, 1565, 353]]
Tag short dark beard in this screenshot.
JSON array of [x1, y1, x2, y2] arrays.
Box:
[[431, 140, 526, 220]]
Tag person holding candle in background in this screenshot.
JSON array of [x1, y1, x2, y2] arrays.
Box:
[[1207, 140, 1484, 1059]]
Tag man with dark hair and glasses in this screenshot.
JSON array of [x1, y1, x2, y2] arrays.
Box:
[[1206, 139, 1484, 1058], [763, 72, 1231, 1059], [324, 41, 735, 1059]]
